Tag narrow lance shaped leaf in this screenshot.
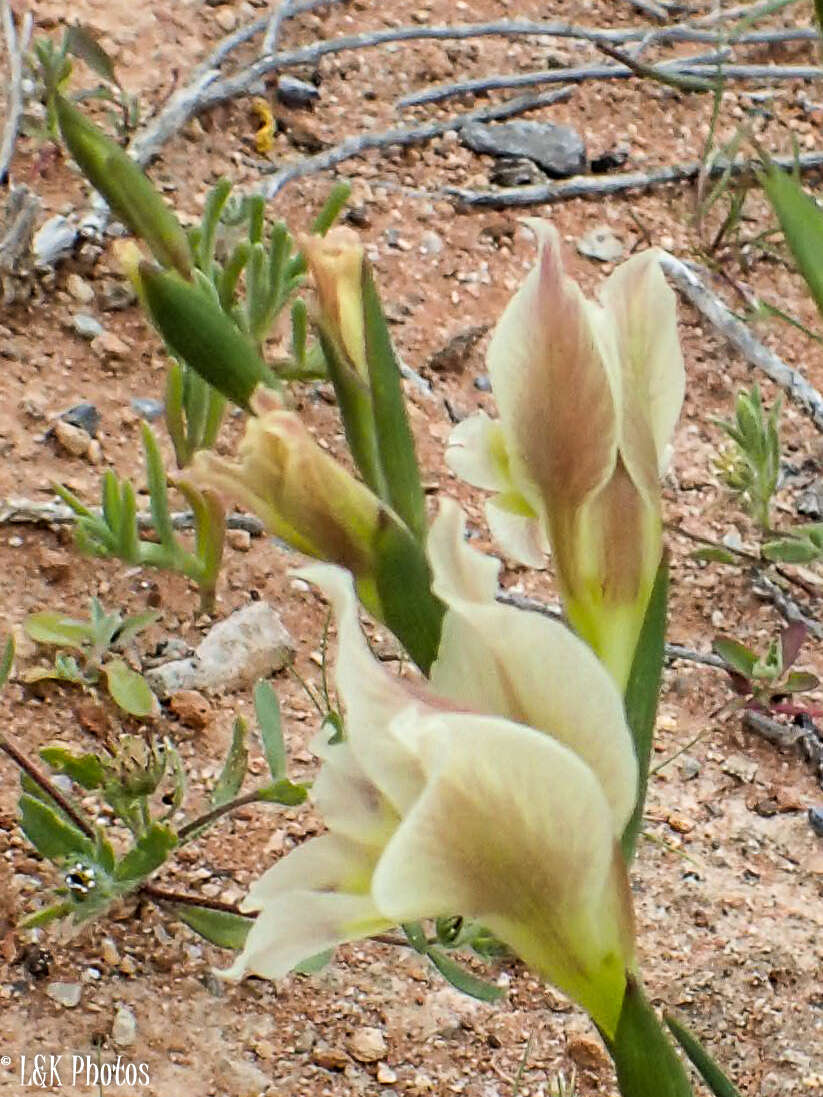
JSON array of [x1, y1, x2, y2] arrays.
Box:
[[199, 177, 232, 273], [603, 978, 694, 1097], [19, 794, 95, 862], [362, 262, 427, 543], [173, 904, 252, 950], [212, 717, 249, 807], [425, 946, 505, 1003], [64, 23, 120, 86], [25, 611, 91, 648], [137, 262, 278, 411], [114, 823, 177, 883], [55, 94, 191, 277], [665, 1013, 741, 1097], [142, 423, 176, 548], [759, 160, 823, 323], [254, 680, 286, 780], [0, 634, 14, 688], [621, 560, 668, 862]]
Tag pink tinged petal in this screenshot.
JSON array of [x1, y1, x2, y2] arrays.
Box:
[[427, 500, 637, 831], [373, 713, 633, 1037], [445, 413, 514, 493], [223, 890, 391, 982], [310, 733, 400, 849], [599, 248, 685, 477], [486, 493, 547, 569], [295, 563, 427, 814], [486, 220, 619, 526]]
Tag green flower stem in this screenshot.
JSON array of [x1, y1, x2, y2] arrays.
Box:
[[603, 977, 694, 1097]]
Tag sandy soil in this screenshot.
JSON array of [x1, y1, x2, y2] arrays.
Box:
[[1, 1, 823, 1094]]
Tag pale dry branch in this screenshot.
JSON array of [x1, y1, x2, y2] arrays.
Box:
[[256, 86, 573, 198], [0, 496, 265, 536], [443, 151, 823, 209], [659, 253, 823, 435], [0, 0, 33, 185]]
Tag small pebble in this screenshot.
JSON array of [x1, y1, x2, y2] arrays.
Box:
[[277, 75, 320, 107], [473, 374, 492, 392], [46, 981, 82, 1008], [59, 402, 100, 436], [100, 938, 120, 965], [130, 396, 165, 422], [112, 1005, 137, 1047], [347, 1026, 388, 1063], [91, 330, 130, 361], [312, 1045, 349, 1071], [72, 313, 104, 340], [66, 273, 95, 305], [377, 1063, 398, 1084], [577, 225, 624, 263], [227, 528, 252, 552], [809, 806, 823, 837], [53, 419, 91, 458]]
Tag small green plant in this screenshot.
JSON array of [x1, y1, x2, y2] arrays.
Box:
[[713, 384, 781, 531], [712, 621, 819, 716], [7, 678, 307, 946], [56, 424, 225, 614], [23, 598, 158, 718]]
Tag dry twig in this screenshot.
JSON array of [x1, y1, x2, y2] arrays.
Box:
[[443, 151, 823, 210], [0, 0, 34, 185], [257, 86, 574, 197], [659, 253, 823, 435], [0, 496, 265, 536]]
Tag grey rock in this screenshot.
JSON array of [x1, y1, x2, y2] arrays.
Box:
[[145, 601, 295, 697], [489, 157, 548, 187], [460, 120, 586, 178], [420, 230, 443, 257], [213, 1056, 270, 1097], [111, 1005, 137, 1047], [809, 806, 823, 836], [473, 374, 492, 392], [577, 225, 624, 263], [33, 216, 77, 267], [60, 402, 100, 436], [98, 277, 137, 312], [46, 982, 82, 1008], [71, 313, 104, 340], [277, 75, 320, 107], [797, 480, 823, 519], [130, 397, 165, 422]]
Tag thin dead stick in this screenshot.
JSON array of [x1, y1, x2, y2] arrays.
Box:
[[257, 86, 574, 198], [752, 571, 823, 637], [693, 0, 800, 26], [659, 253, 823, 434], [0, 733, 97, 839], [262, 0, 294, 57], [140, 882, 246, 916], [0, 496, 265, 535], [397, 50, 730, 109], [623, 0, 670, 22], [0, 0, 33, 185], [443, 151, 823, 210], [742, 709, 805, 748]]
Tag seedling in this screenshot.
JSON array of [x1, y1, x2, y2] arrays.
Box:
[[713, 384, 781, 532], [713, 621, 820, 716]]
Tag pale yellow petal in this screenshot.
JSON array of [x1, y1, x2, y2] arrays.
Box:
[[445, 412, 514, 493], [295, 562, 427, 815], [486, 493, 547, 569], [241, 833, 377, 911], [373, 712, 633, 1037], [599, 248, 685, 477], [224, 890, 390, 982], [310, 732, 400, 849], [486, 219, 619, 525], [428, 500, 637, 830]]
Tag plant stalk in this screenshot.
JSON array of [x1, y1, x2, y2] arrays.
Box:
[[603, 976, 694, 1097]]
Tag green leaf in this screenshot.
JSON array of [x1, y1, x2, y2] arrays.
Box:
[[254, 680, 286, 780], [711, 636, 758, 678], [142, 423, 176, 548], [65, 23, 119, 86], [759, 160, 823, 326], [781, 670, 819, 693], [761, 537, 822, 564], [116, 609, 160, 647], [310, 181, 351, 237], [172, 904, 252, 949], [19, 794, 95, 861], [425, 947, 504, 1003], [199, 177, 232, 273], [104, 658, 159, 718], [689, 546, 739, 565], [0, 634, 14, 688], [19, 901, 75, 929], [24, 611, 91, 648], [665, 1012, 741, 1097], [295, 948, 334, 974], [212, 717, 248, 807], [621, 561, 668, 862], [40, 746, 105, 789], [362, 264, 427, 543], [114, 823, 177, 883], [605, 978, 693, 1097], [257, 778, 308, 806]]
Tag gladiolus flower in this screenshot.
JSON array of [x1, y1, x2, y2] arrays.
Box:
[[224, 498, 638, 1038], [447, 221, 684, 688], [302, 227, 368, 379]]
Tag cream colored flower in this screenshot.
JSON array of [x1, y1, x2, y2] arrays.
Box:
[[226, 499, 637, 1037], [302, 226, 368, 379], [446, 221, 684, 688]]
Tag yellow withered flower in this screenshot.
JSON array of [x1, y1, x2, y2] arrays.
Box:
[[224, 499, 638, 1038], [447, 220, 684, 688], [302, 226, 369, 379]]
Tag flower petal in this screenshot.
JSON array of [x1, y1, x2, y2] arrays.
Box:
[[311, 732, 400, 849], [445, 412, 514, 493], [296, 562, 428, 815], [486, 493, 547, 569], [373, 712, 634, 1037], [486, 220, 619, 526], [599, 248, 685, 477], [428, 499, 637, 831]]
